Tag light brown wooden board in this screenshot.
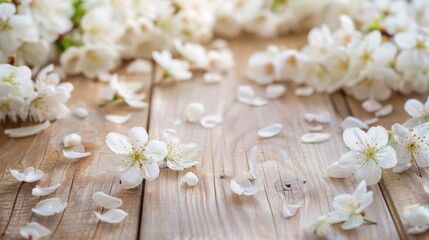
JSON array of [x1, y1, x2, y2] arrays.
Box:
[[347, 93, 429, 240], [0, 68, 152, 239], [140, 36, 399, 239]]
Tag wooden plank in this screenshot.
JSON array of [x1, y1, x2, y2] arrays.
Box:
[[141, 36, 399, 239], [0, 67, 153, 239], [346, 93, 429, 240]]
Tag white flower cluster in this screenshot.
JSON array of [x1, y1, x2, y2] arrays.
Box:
[[0, 0, 366, 80], [0, 1, 74, 69], [105, 127, 199, 189], [329, 98, 429, 186], [247, 4, 429, 101], [0, 64, 73, 123]]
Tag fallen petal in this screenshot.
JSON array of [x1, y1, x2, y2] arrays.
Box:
[[251, 97, 269, 107], [32, 198, 67, 216], [424, 185, 429, 194], [4, 121, 51, 138], [32, 184, 61, 197], [182, 172, 199, 186], [305, 112, 331, 124], [10, 167, 44, 183], [362, 99, 382, 113], [295, 86, 314, 96], [185, 102, 205, 123], [95, 209, 128, 224], [20, 222, 51, 240], [375, 104, 393, 117], [266, 84, 286, 99], [301, 133, 330, 143], [203, 72, 222, 84], [364, 118, 379, 125], [63, 133, 81, 148], [341, 116, 368, 130], [327, 161, 355, 178], [248, 146, 259, 180], [258, 123, 283, 138], [92, 192, 123, 209], [230, 173, 258, 196], [105, 114, 131, 124], [200, 115, 223, 128], [63, 150, 91, 159], [126, 59, 152, 74], [73, 107, 89, 118], [282, 203, 301, 218]]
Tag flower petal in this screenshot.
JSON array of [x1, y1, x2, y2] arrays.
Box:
[[343, 127, 366, 151], [301, 133, 330, 143], [230, 173, 258, 196], [32, 184, 61, 197], [63, 150, 91, 159], [185, 102, 205, 123], [105, 114, 131, 124], [341, 214, 364, 230], [126, 59, 152, 74], [95, 209, 128, 224], [375, 104, 393, 117], [258, 123, 282, 138], [305, 112, 331, 124], [341, 117, 368, 130], [356, 164, 381, 185], [92, 192, 123, 209], [32, 198, 67, 216], [73, 107, 89, 118], [265, 84, 286, 99], [105, 133, 132, 155], [145, 140, 168, 163], [20, 222, 51, 240], [200, 115, 223, 128], [4, 121, 51, 138], [295, 86, 314, 96], [128, 127, 148, 149], [376, 146, 397, 168], [182, 172, 198, 186], [203, 72, 222, 84], [120, 165, 145, 189], [142, 161, 160, 181], [281, 203, 301, 218], [162, 129, 180, 145]]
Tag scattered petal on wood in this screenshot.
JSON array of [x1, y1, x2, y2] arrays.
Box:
[[73, 107, 89, 118], [362, 99, 382, 113], [92, 192, 123, 209], [203, 72, 222, 84], [105, 114, 132, 124], [32, 198, 67, 216], [266, 84, 286, 99], [63, 150, 91, 159], [185, 102, 205, 123], [230, 173, 258, 196], [4, 121, 51, 138], [305, 112, 331, 124], [20, 222, 51, 240], [248, 146, 259, 180], [97, 72, 112, 82], [364, 118, 379, 125], [258, 123, 282, 138], [238, 85, 268, 107], [95, 209, 128, 224], [424, 185, 429, 194], [282, 203, 301, 218], [182, 172, 199, 186], [63, 133, 81, 148], [126, 59, 152, 74], [375, 104, 393, 117], [200, 115, 223, 128], [301, 133, 330, 143], [10, 167, 44, 183], [340, 116, 368, 130], [295, 86, 314, 96], [32, 184, 61, 197]]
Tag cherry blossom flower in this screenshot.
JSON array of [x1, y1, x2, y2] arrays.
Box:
[[395, 31, 429, 73], [403, 98, 429, 128], [328, 126, 397, 185], [402, 204, 429, 234], [308, 215, 332, 238], [105, 127, 168, 189], [100, 74, 147, 109], [174, 40, 208, 69], [152, 50, 192, 82], [391, 123, 429, 172], [161, 129, 199, 171], [330, 180, 375, 230]]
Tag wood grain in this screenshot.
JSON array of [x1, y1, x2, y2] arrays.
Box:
[[140, 36, 399, 239], [0, 68, 153, 239], [346, 93, 429, 240]]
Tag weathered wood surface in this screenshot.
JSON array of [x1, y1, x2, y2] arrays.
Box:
[[0, 35, 426, 239]]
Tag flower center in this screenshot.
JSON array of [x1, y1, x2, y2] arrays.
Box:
[[2, 73, 16, 85], [416, 40, 426, 50], [265, 63, 274, 74], [361, 51, 372, 63], [129, 148, 145, 166], [363, 147, 377, 163], [0, 20, 11, 31]]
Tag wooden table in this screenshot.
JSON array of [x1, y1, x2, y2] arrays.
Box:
[[1, 35, 427, 240]]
